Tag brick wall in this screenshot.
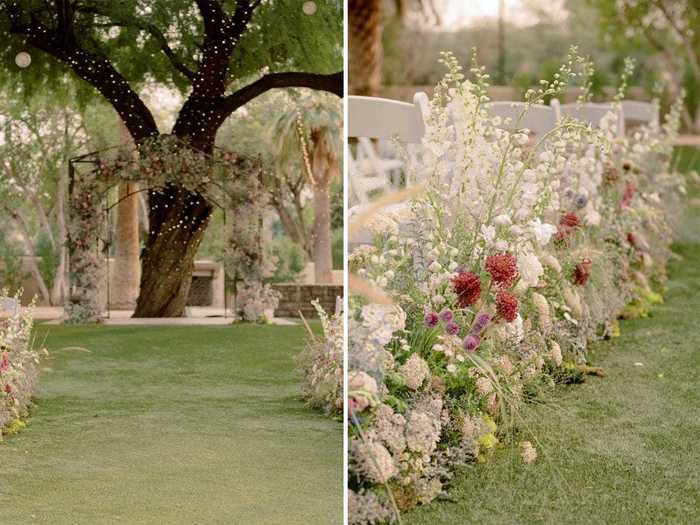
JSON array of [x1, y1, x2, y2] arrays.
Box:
[[272, 284, 343, 318]]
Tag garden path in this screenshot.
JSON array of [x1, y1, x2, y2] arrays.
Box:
[[0, 324, 340, 524]]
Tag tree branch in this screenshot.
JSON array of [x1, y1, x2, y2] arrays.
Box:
[[74, 5, 196, 81], [195, 0, 227, 35], [6, 5, 159, 142], [220, 71, 343, 116]]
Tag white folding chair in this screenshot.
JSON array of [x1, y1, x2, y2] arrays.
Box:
[[348, 94, 426, 143], [487, 102, 558, 137], [621, 100, 659, 128], [551, 99, 625, 137], [347, 147, 390, 205], [348, 94, 428, 244]]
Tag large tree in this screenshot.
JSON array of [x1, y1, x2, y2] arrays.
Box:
[[0, 0, 342, 317]]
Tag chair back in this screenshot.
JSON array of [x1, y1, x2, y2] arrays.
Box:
[[621, 100, 659, 127], [552, 100, 625, 137], [487, 102, 558, 136], [348, 94, 426, 143]]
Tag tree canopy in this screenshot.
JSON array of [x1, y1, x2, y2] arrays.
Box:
[[0, 0, 343, 144]]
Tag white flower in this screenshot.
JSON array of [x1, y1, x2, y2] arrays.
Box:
[[494, 214, 512, 226], [476, 376, 493, 395], [518, 252, 544, 288], [540, 253, 561, 273], [481, 224, 496, 244], [521, 441, 537, 464], [398, 354, 431, 390], [549, 341, 563, 366], [528, 218, 557, 246], [405, 411, 440, 455], [428, 261, 442, 273], [431, 294, 446, 305], [532, 292, 552, 332]]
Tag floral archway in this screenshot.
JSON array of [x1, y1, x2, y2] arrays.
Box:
[[66, 136, 273, 324]]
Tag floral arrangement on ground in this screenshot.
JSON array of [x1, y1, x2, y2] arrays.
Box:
[[0, 290, 45, 440], [347, 49, 690, 524], [298, 300, 344, 418]]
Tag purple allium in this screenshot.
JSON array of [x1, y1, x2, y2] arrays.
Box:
[[471, 312, 491, 335], [445, 322, 460, 335], [439, 309, 454, 323], [424, 311, 439, 327], [463, 334, 481, 352]]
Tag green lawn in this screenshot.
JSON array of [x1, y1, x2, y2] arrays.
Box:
[[0, 324, 342, 524], [405, 147, 700, 524]]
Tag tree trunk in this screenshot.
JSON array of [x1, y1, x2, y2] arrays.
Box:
[[110, 182, 141, 309], [349, 0, 383, 97], [50, 165, 68, 306], [110, 122, 141, 310], [132, 185, 212, 317], [312, 180, 333, 284]]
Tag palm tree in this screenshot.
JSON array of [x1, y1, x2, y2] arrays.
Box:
[[349, 0, 440, 96], [272, 92, 342, 284], [349, 0, 384, 96]]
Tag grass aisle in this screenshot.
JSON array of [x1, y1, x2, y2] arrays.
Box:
[[0, 325, 342, 524], [406, 189, 700, 522]]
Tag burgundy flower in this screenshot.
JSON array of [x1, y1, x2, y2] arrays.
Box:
[[485, 252, 519, 286], [496, 290, 519, 322], [627, 232, 638, 249], [621, 180, 636, 208], [424, 311, 439, 327], [573, 259, 593, 286], [452, 271, 482, 308], [559, 212, 581, 230], [0, 352, 8, 373], [462, 334, 481, 352], [555, 212, 581, 242]]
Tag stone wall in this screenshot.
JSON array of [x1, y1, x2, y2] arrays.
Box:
[[272, 284, 343, 318]]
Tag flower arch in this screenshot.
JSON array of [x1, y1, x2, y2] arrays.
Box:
[[66, 136, 269, 324]]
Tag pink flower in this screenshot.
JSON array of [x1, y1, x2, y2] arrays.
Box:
[[463, 334, 481, 352], [424, 311, 439, 327], [445, 322, 460, 335]]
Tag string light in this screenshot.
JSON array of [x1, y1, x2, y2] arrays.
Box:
[[15, 51, 31, 68], [296, 108, 316, 187], [302, 1, 317, 15]]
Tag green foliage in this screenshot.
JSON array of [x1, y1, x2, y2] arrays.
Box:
[[331, 227, 343, 271], [0, 1, 342, 101], [35, 232, 58, 291], [267, 235, 307, 284], [0, 235, 27, 293]]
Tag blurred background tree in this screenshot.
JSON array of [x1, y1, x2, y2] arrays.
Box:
[[350, 0, 699, 130]]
